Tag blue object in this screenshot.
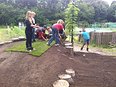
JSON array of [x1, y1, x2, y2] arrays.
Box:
[[82, 32, 90, 40], [48, 28, 60, 45]]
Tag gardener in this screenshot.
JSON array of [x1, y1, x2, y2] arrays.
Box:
[[47, 19, 64, 46], [80, 28, 90, 51]]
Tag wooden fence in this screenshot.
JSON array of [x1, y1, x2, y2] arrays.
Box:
[[90, 32, 116, 46]]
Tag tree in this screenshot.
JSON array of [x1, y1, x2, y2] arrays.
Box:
[[0, 0, 113, 26], [0, 0, 7, 3], [82, 0, 109, 22], [16, 0, 37, 8], [77, 2, 95, 24], [107, 1, 116, 22], [65, 2, 79, 30], [0, 3, 17, 25], [65, 2, 79, 43]]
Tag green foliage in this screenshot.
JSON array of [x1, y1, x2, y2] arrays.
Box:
[[0, 0, 69, 26], [65, 2, 79, 34], [7, 41, 54, 57], [77, 2, 95, 24], [107, 1, 116, 22], [0, 26, 25, 42], [0, 0, 116, 26], [82, 0, 109, 23], [0, 3, 15, 25]]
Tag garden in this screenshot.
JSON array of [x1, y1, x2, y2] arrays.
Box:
[[0, 0, 116, 87]]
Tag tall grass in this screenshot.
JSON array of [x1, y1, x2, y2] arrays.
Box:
[[0, 26, 25, 42]]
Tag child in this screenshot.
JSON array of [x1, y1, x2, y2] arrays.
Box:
[[25, 11, 37, 51], [36, 26, 47, 41], [80, 28, 90, 51], [45, 27, 52, 39]]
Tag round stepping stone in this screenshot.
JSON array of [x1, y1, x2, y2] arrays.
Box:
[[58, 74, 74, 84], [53, 80, 69, 87], [58, 74, 71, 79], [65, 69, 75, 77]]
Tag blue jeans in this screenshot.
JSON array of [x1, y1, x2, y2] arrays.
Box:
[[32, 28, 35, 41], [48, 28, 60, 45], [84, 39, 90, 44]]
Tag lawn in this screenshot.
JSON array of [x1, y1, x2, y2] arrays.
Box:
[[0, 26, 25, 42], [7, 40, 54, 57]]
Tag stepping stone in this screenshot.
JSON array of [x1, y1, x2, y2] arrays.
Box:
[[58, 74, 74, 84], [65, 69, 75, 77], [58, 74, 71, 80], [53, 80, 69, 87], [65, 43, 72, 46]]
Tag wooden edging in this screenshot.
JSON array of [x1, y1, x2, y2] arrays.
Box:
[[0, 36, 25, 46]]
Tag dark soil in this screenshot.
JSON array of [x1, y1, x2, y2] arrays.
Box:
[[0, 42, 116, 87]]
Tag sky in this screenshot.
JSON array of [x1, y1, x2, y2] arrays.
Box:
[[103, 0, 116, 5]]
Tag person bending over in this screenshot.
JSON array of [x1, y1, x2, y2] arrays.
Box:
[[47, 20, 64, 46], [80, 28, 90, 51]]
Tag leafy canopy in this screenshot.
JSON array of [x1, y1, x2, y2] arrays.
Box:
[[65, 2, 79, 33]]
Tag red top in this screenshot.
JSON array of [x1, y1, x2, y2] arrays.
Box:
[[52, 23, 64, 30]]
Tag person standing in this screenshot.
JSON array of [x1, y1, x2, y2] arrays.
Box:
[[31, 11, 36, 42], [25, 11, 36, 51], [80, 28, 90, 51]]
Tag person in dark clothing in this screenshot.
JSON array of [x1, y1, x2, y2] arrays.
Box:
[[25, 11, 36, 51], [31, 11, 36, 42]]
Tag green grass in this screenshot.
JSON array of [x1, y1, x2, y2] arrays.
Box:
[[0, 26, 25, 42], [6, 40, 54, 57], [90, 43, 116, 56]]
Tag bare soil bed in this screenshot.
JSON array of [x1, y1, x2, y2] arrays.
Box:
[[0, 42, 116, 87]]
